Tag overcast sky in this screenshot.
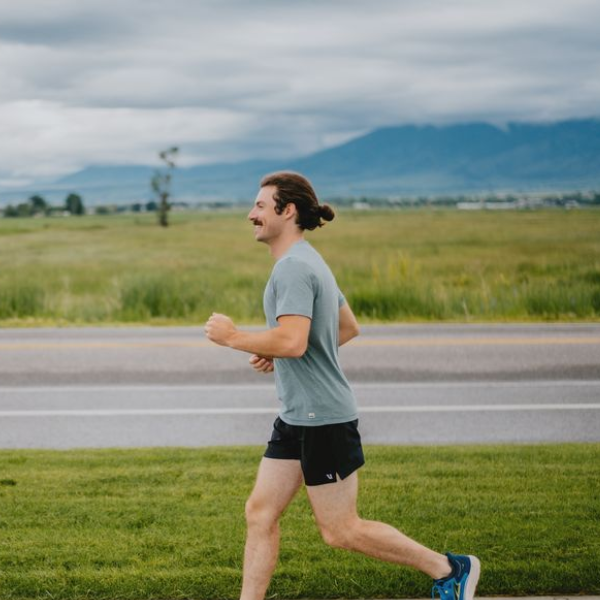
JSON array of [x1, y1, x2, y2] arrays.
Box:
[[1, 0, 599, 187]]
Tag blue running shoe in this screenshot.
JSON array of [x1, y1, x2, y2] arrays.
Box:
[[431, 552, 481, 600]]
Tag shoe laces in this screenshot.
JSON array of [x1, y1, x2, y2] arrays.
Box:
[[431, 578, 454, 600]]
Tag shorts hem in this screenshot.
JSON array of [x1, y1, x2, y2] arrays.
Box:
[[304, 458, 365, 487], [263, 446, 301, 461]]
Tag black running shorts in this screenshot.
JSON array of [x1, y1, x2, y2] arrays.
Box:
[[263, 416, 365, 486]]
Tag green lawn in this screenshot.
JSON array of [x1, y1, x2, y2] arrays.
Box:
[[1, 209, 600, 325], [1, 444, 599, 599]]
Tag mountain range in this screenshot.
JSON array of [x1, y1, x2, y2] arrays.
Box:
[[3, 119, 600, 206]]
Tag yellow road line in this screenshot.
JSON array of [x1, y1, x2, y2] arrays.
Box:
[[0, 337, 599, 351], [350, 336, 600, 347], [0, 341, 214, 350]]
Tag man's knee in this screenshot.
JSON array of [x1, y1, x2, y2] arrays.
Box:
[[245, 496, 280, 531], [318, 517, 360, 549]]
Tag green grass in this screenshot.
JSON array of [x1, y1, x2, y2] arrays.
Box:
[[1, 444, 599, 599], [1, 209, 600, 325]]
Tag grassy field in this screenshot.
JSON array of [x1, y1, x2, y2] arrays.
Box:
[[1, 208, 599, 325], [0, 444, 599, 600]]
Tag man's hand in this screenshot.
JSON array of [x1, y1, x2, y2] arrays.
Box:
[[205, 312, 237, 347], [249, 354, 274, 373]]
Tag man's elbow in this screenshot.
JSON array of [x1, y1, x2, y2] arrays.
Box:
[[288, 340, 308, 358], [344, 322, 360, 341], [280, 336, 308, 358]]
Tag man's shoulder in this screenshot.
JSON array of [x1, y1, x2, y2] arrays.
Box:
[[273, 254, 315, 276]]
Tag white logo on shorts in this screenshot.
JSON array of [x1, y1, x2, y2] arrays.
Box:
[[326, 473, 334, 480]]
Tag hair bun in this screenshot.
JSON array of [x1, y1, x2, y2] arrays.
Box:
[[319, 203, 335, 222]]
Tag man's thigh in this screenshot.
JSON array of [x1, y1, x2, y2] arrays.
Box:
[[247, 457, 304, 516], [305, 470, 359, 529]]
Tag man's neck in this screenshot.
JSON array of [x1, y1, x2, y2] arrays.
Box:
[[269, 232, 305, 260]]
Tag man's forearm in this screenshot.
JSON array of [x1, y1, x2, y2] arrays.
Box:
[[228, 328, 306, 359]]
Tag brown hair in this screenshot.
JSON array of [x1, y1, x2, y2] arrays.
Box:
[[260, 171, 335, 231]]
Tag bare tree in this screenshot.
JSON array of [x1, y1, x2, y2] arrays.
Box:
[[151, 147, 179, 227]]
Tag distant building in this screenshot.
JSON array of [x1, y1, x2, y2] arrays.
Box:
[[457, 202, 484, 210]]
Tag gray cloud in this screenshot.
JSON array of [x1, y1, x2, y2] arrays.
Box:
[[0, 0, 599, 186]]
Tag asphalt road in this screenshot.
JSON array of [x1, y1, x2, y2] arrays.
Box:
[[0, 324, 599, 448]]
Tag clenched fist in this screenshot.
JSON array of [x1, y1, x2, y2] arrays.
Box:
[[205, 312, 237, 347]]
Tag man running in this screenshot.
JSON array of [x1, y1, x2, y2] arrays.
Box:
[[204, 171, 480, 600]]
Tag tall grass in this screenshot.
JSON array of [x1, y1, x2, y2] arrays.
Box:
[[348, 254, 600, 320], [0, 280, 46, 320], [0, 209, 599, 325], [119, 274, 204, 319]]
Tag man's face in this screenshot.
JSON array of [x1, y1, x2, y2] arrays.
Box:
[[247, 185, 285, 244]]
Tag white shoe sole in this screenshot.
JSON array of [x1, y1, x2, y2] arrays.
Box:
[[464, 555, 481, 600]]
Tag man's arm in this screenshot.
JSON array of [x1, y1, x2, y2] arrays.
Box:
[[205, 313, 311, 358], [247, 302, 360, 374], [339, 302, 360, 346]]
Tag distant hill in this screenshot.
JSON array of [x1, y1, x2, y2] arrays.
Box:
[[292, 119, 600, 196], [2, 119, 600, 205]]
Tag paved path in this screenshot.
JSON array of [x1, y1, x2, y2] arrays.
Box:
[[0, 324, 599, 448], [0, 380, 599, 448], [1, 323, 599, 385]]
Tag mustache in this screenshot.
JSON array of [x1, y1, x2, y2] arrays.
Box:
[[251, 219, 263, 226]]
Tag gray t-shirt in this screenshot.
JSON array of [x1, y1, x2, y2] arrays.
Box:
[[263, 240, 358, 426]]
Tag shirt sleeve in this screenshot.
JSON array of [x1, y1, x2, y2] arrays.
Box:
[[338, 288, 346, 308], [273, 258, 315, 320]]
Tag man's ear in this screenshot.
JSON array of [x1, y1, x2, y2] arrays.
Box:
[[284, 202, 298, 221]]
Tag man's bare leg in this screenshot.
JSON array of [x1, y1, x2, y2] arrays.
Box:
[[306, 471, 452, 580], [240, 458, 304, 600]]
